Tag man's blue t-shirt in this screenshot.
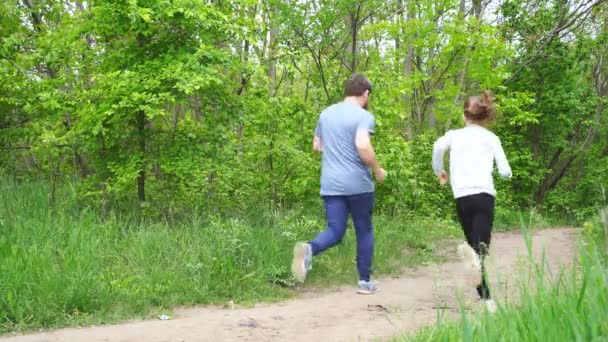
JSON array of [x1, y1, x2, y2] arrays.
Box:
[[315, 101, 376, 196]]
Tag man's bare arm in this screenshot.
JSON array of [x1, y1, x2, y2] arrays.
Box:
[[355, 130, 386, 183]]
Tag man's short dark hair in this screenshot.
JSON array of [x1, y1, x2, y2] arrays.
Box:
[[344, 73, 373, 97]]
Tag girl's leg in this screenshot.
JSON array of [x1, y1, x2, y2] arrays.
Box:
[[470, 194, 495, 299], [456, 196, 475, 246], [457, 196, 484, 290]]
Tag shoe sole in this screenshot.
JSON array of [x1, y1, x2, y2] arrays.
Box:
[[356, 289, 379, 295], [291, 243, 308, 282]]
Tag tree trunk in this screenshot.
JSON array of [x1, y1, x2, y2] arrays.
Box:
[[450, 0, 468, 131], [268, 1, 278, 94], [427, 95, 436, 128], [64, 111, 88, 178], [350, 3, 361, 73], [532, 76, 544, 162], [136, 110, 146, 202], [403, 0, 416, 139], [49, 152, 56, 208], [267, 1, 279, 208], [472, 0, 485, 20], [136, 32, 148, 203]]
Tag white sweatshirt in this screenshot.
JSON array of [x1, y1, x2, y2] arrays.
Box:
[[432, 125, 512, 199]]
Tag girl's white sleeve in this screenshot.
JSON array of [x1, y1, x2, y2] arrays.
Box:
[[493, 137, 512, 178], [432, 131, 452, 175]]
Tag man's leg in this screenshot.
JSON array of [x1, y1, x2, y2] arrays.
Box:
[[310, 196, 349, 255], [348, 193, 375, 293], [292, 196, 348, 282]]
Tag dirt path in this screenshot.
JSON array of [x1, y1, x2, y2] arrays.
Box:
[[2, 228, 579, 342]]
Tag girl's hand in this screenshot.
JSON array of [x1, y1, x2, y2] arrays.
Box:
[[438, 171, 448, 186]]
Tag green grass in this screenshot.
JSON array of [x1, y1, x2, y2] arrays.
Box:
[[400, 217, 608, 342], [0, 178, 581, 335], [493, 206, 571, 230], [0, 178, 462, 334]]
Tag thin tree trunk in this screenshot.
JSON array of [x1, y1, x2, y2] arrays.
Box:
[[449, 0, 468, 130], [403, 0, 415, 139], [136, 110, 146, 202], [267, 1, 278, 209], [427, 95, 436, 128], [532, 77, 544, 162], [136, 32, 148, 203], [350, 3, 362, 73], [268, 1, 278, 94], [49, 152, 56, 208]]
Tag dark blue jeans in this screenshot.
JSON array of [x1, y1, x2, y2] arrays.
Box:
[[309, 192, 375, 282]]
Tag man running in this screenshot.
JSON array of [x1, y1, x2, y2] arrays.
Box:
[[291, 73, 386, 294]]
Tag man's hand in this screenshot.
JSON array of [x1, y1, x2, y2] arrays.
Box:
[[437, 171, 448, 186], [374, 167, 387, 184], [313, 136, 322, 153]]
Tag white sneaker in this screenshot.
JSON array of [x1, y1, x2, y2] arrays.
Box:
[[457, 242, 481, 272], [485, 299, 497, 313], [458, 242, 481, 286], [291, 242, 312, 282], [357, 280, 379, 295]]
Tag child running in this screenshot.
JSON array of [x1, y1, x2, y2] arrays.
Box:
[[432, 91, 512, 312]]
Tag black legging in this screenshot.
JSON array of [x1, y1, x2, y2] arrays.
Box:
[[456, 193, 495, 300]]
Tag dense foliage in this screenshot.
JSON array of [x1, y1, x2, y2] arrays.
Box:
[[1, 0, 607, 220]]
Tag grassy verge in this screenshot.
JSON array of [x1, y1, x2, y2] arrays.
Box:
[[0, 178, 578, 335], [493, 206, 573, 230], [401, 215, 608, 341], [0, 179, 463, 334]]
